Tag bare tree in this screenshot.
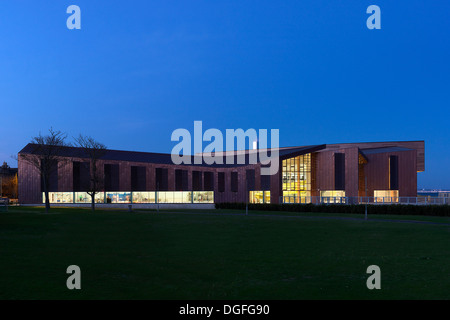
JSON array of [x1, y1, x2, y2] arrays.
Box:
[[74, 135, 107, 211], [19, 128, 70, 213]]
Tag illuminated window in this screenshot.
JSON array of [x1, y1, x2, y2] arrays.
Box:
[[157, 191, 171, 203], [321, 191, 346, 197], [249, 191, 270, 204], [282, 154, 311, 203], [374, 190, 399, 203], [106, 192, 131, 203], [132, 192, 156, 203], [265, 191, 271, 204], [193, 191, 214, 203], [41, 191, 215, 205], [320, 190, 346, 203], [75, 192, 104, 204], [42, 192, 73, 204]]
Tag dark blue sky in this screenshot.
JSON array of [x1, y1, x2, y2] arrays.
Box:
[[0, 1, 449, 189]]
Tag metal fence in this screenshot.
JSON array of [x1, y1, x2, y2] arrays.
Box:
[[280, 196, 450, 205], [0, 198, 8, 212]]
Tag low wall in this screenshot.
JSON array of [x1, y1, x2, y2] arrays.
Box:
[[20, 203, 216, 210]]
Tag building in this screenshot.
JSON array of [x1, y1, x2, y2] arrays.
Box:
[[17, 140, 425, 205], [0, 162, 18, 199]]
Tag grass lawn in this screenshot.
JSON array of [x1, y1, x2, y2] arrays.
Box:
[[1, 206, 449, 300]]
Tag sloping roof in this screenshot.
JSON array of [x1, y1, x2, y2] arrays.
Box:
[[360, 146, 413, 155], [18, 143, 326, 168], [18, 142, 422, 168]]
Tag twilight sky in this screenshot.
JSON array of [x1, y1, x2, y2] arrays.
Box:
[[0, 0, 449, 189]]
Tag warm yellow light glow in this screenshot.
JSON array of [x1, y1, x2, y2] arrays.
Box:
[[249, 191, 270, 204], [43, 191, 214, 204], [320, 190, 346, 198], [374, 190, 399, 203]]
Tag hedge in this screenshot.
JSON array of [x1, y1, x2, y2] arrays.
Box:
[[214, 202, 450, 217]]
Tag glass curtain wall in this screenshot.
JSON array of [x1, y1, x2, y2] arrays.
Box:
[[282, 153, 312, 203], [43, 191, 214, 204]]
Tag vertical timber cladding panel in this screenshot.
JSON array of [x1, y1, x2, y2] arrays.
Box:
[[269, 161, 281, 204], [255, 165, 261, 191], [358, 163, 366, 197], [119, 161, 131, 192], [237, 167, 247, 202], [175, 168, 189, 191], [225, 170, 232, 202], [230, 171, 239, 202], [246, 168, 256, 191], [365, 153, 389, 197], [146, 164, 155, 191], [343, 148, 359, 198], [46, 162, 59, 192], [96, 160, 105, 192], [261, 173, 271, 191], [18, 156, 42, 204], [104, 163, 111, 191], [214, 171, 221, 202], [104, 163, 120, 191], [167, 166, 175, 191], [397, 150, 417, 197], [212, 170, 219, 202], [315, 151, 335, 192], [73, 160, 90, 192], [182, 169, 189, 191], [155, 167, 169, 191], [203, 170, 214, 191], [131, 165, 147, 191], [58, 160, 73, 192], [175, 169, 183, 191], [139, 165, 147, 191], [17, 157, 27, 203], [187, 168, 193, 191], [310, 153, 317, 197], [192, 170, 202, 191], [216, 171, 226, 202]]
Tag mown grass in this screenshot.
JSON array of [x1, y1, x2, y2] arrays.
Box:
[[1, 206, 449, 299]]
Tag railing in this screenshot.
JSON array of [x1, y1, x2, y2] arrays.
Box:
[[0, 198, 8, 212], [280, 196, 450, 205]]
